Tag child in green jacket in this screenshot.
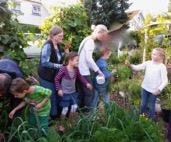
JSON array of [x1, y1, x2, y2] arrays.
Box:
[[9, 77, 51, 135]]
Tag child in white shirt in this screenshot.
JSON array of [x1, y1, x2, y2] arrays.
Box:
[[127, 48, 168, 120]]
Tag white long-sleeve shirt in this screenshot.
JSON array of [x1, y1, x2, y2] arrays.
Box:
[[78, 37, 99, 76], [131, 60, 168, 93]]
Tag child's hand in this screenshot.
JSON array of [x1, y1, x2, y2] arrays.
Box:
[[152, 89, 161, 95], [58, 90, 63, 96], [35, 103, 43, 110], [86, 83, 93, 90], [9, 110, 16, 119]]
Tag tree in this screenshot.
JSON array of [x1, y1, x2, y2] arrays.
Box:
[[0, 1, 31, 75], [83, 0, 130, 28], [0, 1, 27, 60]]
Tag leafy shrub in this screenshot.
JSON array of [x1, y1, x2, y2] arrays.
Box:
[[92, 127, 124, 142], [40, 4, 91, 51], [116, 66, 132, 81], [20, 57, 39, 77], [129, 50, 142, 64], [158, 84, 171, 110], [127, 79, 141, 106]]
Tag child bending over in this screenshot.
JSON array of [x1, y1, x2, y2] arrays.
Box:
[[55, 52, 92, 118], [9, 78, 51, 135], [126, 48, 168, 120]]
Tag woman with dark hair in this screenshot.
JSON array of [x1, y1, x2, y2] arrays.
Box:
[[38, 26, 68, 119]]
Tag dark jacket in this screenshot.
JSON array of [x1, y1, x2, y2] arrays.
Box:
[[38, 40, 64, 82], [0, 58, 23, 78]]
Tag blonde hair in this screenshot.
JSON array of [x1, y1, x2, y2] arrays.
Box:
[[49, 26, 63, 39], [153, 48, 165, 62], [91, 24, 108, 36]]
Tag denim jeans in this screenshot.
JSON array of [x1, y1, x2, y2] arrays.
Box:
[[92, 88, 109, 109], [39, 78, 61, 118], [59, 92, 79, 107], [140, 88, 157, 120]]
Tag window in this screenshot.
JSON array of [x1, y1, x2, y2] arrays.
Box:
[[13, 3, 21, 14], [32, 5, 41, 16], [15, 3, 21, 12]]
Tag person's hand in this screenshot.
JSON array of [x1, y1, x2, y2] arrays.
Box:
[[86, 83, 93, 90], [64, 48, 69, 54], [58, 90, 63, 97], [26, 76, 39, 85], [9, 110, 16, 119], [152, 88, 161, 95], [35, 103, 43, 110], [97, 70, 104, 77], [64, 38, 72, 53]]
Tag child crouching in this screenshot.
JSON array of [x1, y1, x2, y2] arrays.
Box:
[[9, 78, 51, 135]]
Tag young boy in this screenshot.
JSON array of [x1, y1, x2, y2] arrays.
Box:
[[92, 48, 113, 109], [8, 78, 51, 135]]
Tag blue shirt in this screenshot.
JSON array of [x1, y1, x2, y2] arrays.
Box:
[[0, 59, 23, 78], [96, 58, 112, 79], [94, 57, 112, 90]]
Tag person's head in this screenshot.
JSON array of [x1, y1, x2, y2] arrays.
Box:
[[64, 52, 79, 67], [91, 24, 108, 41], [49, 26, 63, 44], [151, 48, 165, 63], [100, 47, 112, 60], [10, 78, 30, 98], [0, 73, 12, 97]]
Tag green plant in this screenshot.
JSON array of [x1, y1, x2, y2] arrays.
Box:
[[129, 50, 142, 64], [116, 66, 132, 81], [0, 1, 29, 77], [41, 4, 90, 51], [158, 84, 171, 110], [127, 79, 141, 106], [20, 57, 39, 77]]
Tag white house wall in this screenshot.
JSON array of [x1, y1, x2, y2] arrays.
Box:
[[17, 0, 49, 26], [128, 12, 144, 31]]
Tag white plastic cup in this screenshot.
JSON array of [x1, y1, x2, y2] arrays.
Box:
[[96, 75, 105, 84]]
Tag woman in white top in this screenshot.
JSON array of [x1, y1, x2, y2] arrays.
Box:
[[127, 48, 168, 120], [78, 24, 108, 112]]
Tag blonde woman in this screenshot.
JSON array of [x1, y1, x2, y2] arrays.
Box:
[[78, 24, 109, 112]]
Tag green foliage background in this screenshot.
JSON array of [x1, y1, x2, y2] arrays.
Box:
[[40, 4, 91, 51], [84, 0, 130, 28]]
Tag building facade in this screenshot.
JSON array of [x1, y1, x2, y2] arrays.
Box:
[[12, 0, 79, 26], [127, 10, 145, 31], [12, 0, 49, 26]]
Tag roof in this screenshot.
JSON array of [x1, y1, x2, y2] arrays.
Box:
[[109, 10, 141, 33], [127, 10, 140, 21]]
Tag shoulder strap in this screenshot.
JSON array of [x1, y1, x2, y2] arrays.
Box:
[[78, 37, 91, 55]]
